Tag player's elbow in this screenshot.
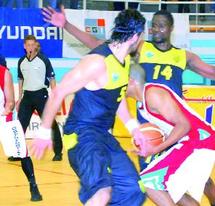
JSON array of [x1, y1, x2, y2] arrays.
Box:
[[182, 118, 191, 134], [8, 100, 15, 112], [49, 87, 65, 103]]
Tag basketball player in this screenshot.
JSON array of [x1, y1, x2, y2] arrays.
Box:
[[31, 9, 147, 206], [126, 64, 215, 206]]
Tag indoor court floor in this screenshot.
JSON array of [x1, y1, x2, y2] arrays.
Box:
[[0, 137, 214, 206]]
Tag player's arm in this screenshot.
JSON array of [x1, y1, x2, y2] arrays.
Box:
[[16, 59, 24, 111], [186, 50, 215, 79], [42, 6, 104, 49], [117, 98, 137, 129], [49, 78, 56, 89], [2, 70, 15, 115], [146, 87, 191, 154], [41, 54, 106, 129], [15, 78, 24, 112]]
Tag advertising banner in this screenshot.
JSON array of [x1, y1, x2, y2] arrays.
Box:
[[63, 10, 190, 58], [0, 8, 62, 57], [183, 86, 215, 127]]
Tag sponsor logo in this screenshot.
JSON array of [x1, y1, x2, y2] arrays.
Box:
[[112, 73, 119, 82], [84, 19, 106, 40], [12, 126, 21, 156], [146, 51, 154, 58], [0, 25, 63, 40]]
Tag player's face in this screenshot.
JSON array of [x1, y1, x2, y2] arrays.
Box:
[[151, 15, 173, 44], [129, 32, 144, 53], [24, 40, 37, 56]]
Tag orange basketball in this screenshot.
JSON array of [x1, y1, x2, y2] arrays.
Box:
[[138, 123, 164, 147]]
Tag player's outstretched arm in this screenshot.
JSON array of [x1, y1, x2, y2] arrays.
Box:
[[42, 5, 104, 49], [186, 50, 215, 79]]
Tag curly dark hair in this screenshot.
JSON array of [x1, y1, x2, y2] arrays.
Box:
[[110, 9, 146, 43]]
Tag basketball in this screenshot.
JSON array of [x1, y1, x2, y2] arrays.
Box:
[[135, 123, 165, 148]]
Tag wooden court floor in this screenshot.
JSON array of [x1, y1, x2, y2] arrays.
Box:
[[0, 138, 214, 206]]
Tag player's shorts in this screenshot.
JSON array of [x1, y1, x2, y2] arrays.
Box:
[[64, 125, 146, 205], [140, 135, 215, 203]]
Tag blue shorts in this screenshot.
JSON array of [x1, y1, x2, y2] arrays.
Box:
[[65, 125, 145, 205]]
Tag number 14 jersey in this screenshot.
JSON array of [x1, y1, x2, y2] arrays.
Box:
[[138, 41, 186, 97]]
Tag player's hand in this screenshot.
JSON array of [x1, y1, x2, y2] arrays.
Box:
[[30, 127, 52, 159], [42, 5, 66, 28], [1, 109, 10, 116], [132, 128, 155, 157]]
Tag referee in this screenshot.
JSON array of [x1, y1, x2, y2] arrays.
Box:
[[12, 35, 63, 201], [17, 35, 63, 161]]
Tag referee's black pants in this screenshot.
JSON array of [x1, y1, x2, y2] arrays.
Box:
[[18, 88, 63, 156]]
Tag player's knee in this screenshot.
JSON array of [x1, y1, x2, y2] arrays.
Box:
[[85, 187, 112, 206], [205, 178, 214, 187]]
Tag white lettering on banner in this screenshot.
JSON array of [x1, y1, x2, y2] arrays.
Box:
[[0, 25, 63, 40], [12, 126, 21, 156]]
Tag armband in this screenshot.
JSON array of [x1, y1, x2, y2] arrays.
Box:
[[125, 118, 139, 134], [37, 126, 51, 140]]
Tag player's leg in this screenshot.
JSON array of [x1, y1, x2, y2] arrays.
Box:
[[18, 92, 42, 201], [51, 120, 63, 161], [177, 193, 200, 206], [204, 178, 215, 206], [146, 188, 199, 206], [108, 135, 146, 206], [21, 157, 42, 201], [66, 128, 113, 205], [85, 187, 112, 206], [145, 187, 176, 206]]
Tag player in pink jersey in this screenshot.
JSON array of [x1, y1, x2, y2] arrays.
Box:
[[126, 64, 215, 206]]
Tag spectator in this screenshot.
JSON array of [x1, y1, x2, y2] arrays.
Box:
[[199, 0, 206, 13], [178, 0, 191, 13], [28, 0, 61, 8], [70, 0, 80, 9], [211, 0, 215, 12], [4, 0, 23, 8], [161, 0, 168, 10], [113, 2, 139, 10]]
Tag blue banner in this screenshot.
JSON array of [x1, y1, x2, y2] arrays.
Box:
[[0, 8, 62, 58]]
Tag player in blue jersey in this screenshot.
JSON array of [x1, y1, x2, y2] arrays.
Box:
[[31, 9, 147, 206]]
